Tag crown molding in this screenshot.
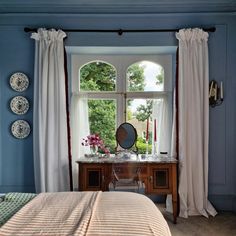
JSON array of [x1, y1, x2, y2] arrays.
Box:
[[0, 1, 235, 14]]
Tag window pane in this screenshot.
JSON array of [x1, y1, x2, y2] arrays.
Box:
[[126, 99, 152, 154], [88, 99, 116, 153], [126, 61, 164, 92], [80, 61, 116, 92], [127, 98, 165, 154]]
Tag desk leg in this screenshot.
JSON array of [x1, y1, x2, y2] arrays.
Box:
[[172, 197, 177, 224], [172, 164, 178, 224]]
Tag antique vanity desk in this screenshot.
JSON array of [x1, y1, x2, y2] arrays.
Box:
[[77, 122, 178, 223], [77, 156, 178, 223]]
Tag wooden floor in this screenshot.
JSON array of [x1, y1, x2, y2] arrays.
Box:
[[157, 204, 236, 236]]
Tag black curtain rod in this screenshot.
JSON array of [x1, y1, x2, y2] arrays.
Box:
[[24, 27, 216, 35]]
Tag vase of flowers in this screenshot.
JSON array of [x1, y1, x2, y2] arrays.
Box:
[[90, 145, 98, 156], [82, 134, 110, 157]]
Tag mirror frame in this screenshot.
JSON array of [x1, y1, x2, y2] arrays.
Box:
[[115, 122, 138, 152]]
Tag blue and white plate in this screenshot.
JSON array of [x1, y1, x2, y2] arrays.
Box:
[[11, 120, 30, 139], [10, 96, 29, 115], [9, 72, 29, 92]]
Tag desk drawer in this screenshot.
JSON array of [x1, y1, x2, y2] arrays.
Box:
[[147, 164, 173, 194], [113, 164, 147, 175]]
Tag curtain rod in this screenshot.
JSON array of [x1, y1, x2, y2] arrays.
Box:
[[24, 27, 216, 35]]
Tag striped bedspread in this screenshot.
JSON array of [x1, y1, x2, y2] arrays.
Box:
[[0, 191, 171, 236]]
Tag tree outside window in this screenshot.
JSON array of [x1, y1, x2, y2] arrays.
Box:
[[79, 60, 164, 154]]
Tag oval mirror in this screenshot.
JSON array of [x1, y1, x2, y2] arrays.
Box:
[[116, 122, 137, 150]]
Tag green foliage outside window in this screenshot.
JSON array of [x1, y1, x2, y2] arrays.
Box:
[[80, 61, 116, 91], [135, 100, 153, 122], [127, 64, 145, 92], [80, 61, 163, 154], [156, 67, 164, 85], [88, 99, 116, 153], [136, 137, 152, 154]]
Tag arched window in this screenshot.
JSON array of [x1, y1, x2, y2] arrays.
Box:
[[79, 61, 116, 92], [71, 53, 173, 156], [126, 61, 164, 92]]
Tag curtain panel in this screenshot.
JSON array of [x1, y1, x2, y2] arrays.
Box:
[[176, 28, 217, 217], [32, 28, 70, 192]]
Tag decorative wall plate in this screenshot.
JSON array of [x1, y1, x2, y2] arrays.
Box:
[[9, 72, 29, 92], [11, 120, 31, 139], [10, 96, 29, 115]]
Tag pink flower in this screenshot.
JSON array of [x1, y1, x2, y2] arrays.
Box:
[[81, 134, 110, 155]]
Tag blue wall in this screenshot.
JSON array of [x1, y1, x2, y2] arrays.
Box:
[[0, 12, 235, 211]]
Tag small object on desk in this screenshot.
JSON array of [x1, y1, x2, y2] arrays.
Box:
[[146, 118, 149, 141], [160, 152, 168, 155], [145, 141, 149, 155], [145, 118, 149, 155], [153, 141, 158, 156], [154, 119, 157, 142], [141, 154, 146, 160], [159, 152, 169, 160], [122, 153, 129, 159]]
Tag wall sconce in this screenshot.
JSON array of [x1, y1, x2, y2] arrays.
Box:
[[209, 80, 223, 107]]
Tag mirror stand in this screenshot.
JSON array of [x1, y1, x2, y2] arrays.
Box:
[[115, 122, 138, 155]]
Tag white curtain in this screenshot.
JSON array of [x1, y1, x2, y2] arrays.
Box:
[[70, 94, 90, 190], [32, 28, 70, 192], [176, 28, 217, 217], [152, 98, 171, 155]]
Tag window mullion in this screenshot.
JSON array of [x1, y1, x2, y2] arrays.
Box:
[[116, 62, 126, 125]]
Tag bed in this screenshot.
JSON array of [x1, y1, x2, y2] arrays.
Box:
[[0, 191, 171, 236]]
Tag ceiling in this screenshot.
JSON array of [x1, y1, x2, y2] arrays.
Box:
[[0, 0, 235, 14]]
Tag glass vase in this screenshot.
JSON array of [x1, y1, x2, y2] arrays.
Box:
[[90, 145, 98, 156]]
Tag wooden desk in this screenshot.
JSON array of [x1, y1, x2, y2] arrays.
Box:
[[77, 158, 178, 223]]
